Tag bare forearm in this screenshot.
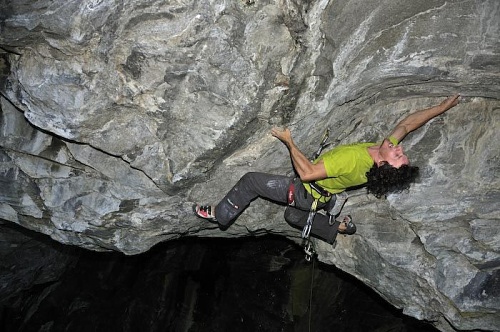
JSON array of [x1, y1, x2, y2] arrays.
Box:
[[401, 103, 448, 130], [271, 128, 327, 182], [391, 94, 460, 141], [285, 140, 317, 181]]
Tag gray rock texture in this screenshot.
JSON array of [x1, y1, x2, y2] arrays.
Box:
[[1, 0, 499, 331]]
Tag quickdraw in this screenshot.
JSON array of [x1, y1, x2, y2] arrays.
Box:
[[302, 128, 331, 262], [301, 198, 318, 239], [311, 128, 331, 161]]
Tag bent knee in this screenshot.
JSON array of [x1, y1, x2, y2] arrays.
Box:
[[239, 172, 259, 184], [284, 207, 303, 226]]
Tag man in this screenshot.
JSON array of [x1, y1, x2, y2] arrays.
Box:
[[194, 94, 460, 244]]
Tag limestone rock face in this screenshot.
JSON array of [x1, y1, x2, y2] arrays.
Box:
[[1, 0, 499, 331]]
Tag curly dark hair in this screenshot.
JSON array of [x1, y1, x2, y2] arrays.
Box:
[[365, 163, 420, 198]]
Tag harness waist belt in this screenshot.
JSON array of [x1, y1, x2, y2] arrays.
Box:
[[309, 182, 332, 198]]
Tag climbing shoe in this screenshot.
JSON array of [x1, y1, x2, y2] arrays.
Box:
[[338, 215, 356, 235], [193, 204, 217, 222]]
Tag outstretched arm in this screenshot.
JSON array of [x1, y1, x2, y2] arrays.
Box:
[[271, 128, 327, 182], [390, 94, 460, 142]]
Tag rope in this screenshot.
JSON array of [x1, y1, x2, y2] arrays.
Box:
[[308, 257, 315, 332]]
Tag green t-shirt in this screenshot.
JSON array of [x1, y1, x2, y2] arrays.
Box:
[[304, 136, 399, 200]]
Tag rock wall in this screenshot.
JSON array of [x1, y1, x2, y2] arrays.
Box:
[[1, 0, 499, 331]]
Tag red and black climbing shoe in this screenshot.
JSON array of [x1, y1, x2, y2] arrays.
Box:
[[337, 215, 356, 235], [193, 204, 217, 222]]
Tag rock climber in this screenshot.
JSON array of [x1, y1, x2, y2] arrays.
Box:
[[194, 94, 460, 245]]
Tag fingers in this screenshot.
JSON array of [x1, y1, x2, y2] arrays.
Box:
[[449, 93, 460, 104], [271, 127, 290, 137], [441, 94, 461, 109]]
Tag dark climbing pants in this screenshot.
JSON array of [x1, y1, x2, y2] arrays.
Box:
[[214, 172, 339, 244]]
